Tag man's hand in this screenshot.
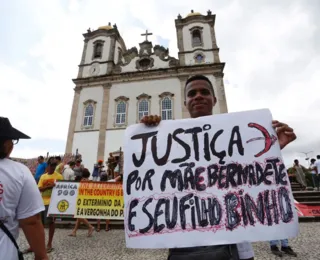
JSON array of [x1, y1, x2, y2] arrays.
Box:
[[140, 115, 161, 127], [272, 120, 296, 149], [44, 183, 55, 189]]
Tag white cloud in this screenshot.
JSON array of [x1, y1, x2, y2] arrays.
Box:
[[1, 0, 320, 165]]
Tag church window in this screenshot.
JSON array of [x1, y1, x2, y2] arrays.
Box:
[[117, 47, 123, 64], [192, 30, 202, 46], [196, 54, 203, 62], [116, 101, 126, 125], [136, 93, 151, 122], [159, 92, 174, 120], [194, 53, 205, 64], [136, 57, 155, 70], [82, 100, 97, 129], [92, 40, 104, 60], [138, 100, 149, 120], [161, 97, 172, 120], [114, 96, 129, 126], [190, 27, 203, 48], [83, 104, 94, 126]]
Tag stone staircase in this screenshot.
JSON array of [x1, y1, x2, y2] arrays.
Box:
[[291, 182, 320, 222], [294, 191, 320, 205]]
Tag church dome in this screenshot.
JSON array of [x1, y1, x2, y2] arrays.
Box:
[[98, 23, 113, 30], [186, 10, 202, 17]]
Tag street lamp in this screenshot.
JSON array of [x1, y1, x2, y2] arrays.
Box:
[[299, 151, 313, 164]]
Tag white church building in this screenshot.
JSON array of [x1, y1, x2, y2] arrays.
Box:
[[65, 10, 228, 168]]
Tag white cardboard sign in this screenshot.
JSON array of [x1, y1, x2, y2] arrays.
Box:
[[48, 181, 80, 217], [123, 109, 299, 248]]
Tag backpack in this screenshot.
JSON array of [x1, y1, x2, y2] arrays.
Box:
[[167, 244, 240, 260]]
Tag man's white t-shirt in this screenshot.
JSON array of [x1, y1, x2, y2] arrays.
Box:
[[0, 158, 45, 260], [236, 242, 254, 259], [62, 165, 75, 181], [315, 160, 320, 174]]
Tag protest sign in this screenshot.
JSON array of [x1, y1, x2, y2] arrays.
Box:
[[123, 109, 299, 248], [74, 181, 124, 219], [48, 181, 80, 217]]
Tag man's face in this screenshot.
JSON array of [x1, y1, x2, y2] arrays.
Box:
[[38, 157, 43, 164], [48, 165, 55, 174], [184, 80, 216, 118], [294, 160, 299, 165]]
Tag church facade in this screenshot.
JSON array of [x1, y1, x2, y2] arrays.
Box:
[[65, 10, 228, 168]]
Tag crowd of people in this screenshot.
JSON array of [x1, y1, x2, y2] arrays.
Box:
[[292, 157, 320, 191], [21, 153, 123, 255]]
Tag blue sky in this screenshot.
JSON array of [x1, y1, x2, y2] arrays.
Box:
[[1, 0, 320, 167]]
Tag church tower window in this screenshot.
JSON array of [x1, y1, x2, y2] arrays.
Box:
[[92, 40, 104, 59], [190, 27, 203, 48], [159, 92, 174, 120], [82, 99, 97, 129], [114, 96, 129, 126]]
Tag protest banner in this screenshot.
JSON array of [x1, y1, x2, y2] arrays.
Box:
[[123, 109, 299, 248], [74, 181, 124, 219], [48, 181, 80, 217]]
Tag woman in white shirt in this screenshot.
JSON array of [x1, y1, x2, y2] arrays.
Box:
[[0, 117, 48, 260]]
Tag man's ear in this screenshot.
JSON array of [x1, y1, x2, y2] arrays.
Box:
[[213, 96, 217, 106]]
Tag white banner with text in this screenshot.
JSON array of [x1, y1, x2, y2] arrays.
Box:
[[123, 109, 299, 248], [48, 182, 80, 217]]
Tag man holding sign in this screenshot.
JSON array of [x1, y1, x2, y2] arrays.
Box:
[[124, 75, 297, 260]]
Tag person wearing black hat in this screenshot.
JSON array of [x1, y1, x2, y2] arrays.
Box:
[[0, 117, 48, 260]]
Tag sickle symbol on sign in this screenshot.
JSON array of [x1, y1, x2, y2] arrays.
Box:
[[247, 122, 278, 157]]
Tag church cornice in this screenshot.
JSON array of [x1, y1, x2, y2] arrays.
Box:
[[72, 63, 225, 86], [82, 28, 127, 52], [175, 13, 215, 28], [78, 60, 114, 67], [179, 48, 219, 54]]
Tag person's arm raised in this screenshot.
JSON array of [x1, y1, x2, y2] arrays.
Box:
[[140, 115, 161, 127]]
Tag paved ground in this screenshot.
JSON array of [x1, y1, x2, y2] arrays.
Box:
[[18, 223, 320, 260]]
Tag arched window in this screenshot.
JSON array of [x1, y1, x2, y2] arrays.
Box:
[[116, 101, 127, 125], [138, 99, 149, 120], [83, 104, 94, 127], [161, 97, 173, 120], [94, 43, 103, 58], [192, 30, 202, 47], [191, 29, 202, 47], [92, 40, 104, 59]]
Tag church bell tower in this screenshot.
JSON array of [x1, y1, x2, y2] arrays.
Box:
[[175, 10, 220, 66], [77, 23, 126, 78]]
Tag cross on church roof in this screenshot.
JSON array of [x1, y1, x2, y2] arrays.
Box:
[[141, 30, 153, 42]]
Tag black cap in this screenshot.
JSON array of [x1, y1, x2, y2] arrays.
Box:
[[0, 117, 30, 140]]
